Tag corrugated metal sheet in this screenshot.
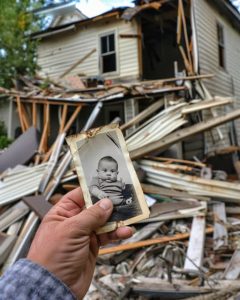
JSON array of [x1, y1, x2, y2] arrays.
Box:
[[38, 19, 139, 80], [0, 164, 48, 206], [193, 0, 240, 153]]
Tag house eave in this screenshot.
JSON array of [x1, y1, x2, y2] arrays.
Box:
[[31, 7, 128, 40], [206, 0, 240, 32], [31, 24, 76, 39]]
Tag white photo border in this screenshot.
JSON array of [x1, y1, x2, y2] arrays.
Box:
[[66, 124, 150, 233]]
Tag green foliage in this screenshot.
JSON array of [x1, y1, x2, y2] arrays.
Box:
[[0, 135, 12, 149], [0, 121, 12, 149], [0, 0, 43, 88]]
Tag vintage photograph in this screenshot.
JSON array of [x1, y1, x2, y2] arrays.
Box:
[[67, 124, 150, 233]]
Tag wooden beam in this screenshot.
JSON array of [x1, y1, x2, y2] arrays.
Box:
[[146, 156, 206, 167], [32, 102, 37, 128], [177, 0, 182, 44], [59, 104, 68, 133], [99, 227, 213, 256], [21, 103, 31, 130], [121, 99, 164, 131], [35, 103, 49, 165], [213, 202, 228, 250], [184, 216, 206, 273], [59, 48, 96, 79], [62, 105, 82, 133], [43, 103, 50, 153], [130, 108, 240, 160], [119, 34, 140, 38], [43, 105, 82, 163], [181, 97, 233, 114], [179, 45, 192, 73], [179, 0, 193, 73], [14, 98, 82, 106]]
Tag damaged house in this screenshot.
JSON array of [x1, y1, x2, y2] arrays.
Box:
[[2, 3, 240, 294], [2, 0, 240, 161]]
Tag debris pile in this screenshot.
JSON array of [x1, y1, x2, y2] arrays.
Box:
[[1, 74, 240, 299]]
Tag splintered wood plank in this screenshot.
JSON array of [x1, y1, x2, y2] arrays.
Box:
[[32, 101, 37, 127], [213, 202, 228, 250], [21, 103, 31, 130], [59, 104, 68, 133], [120, 99, 164, 131], [130, 108, 240, 159], [16, 96, 25, 132], [184, 216, 206, 273], [59, 48, 96, 79], [62, 105, 82, 133], [177, 0, 182, 44], [99, 227, 213, 256], [223, 249, 240, 280], [35, 103, 49, 164], [179, 0, 193, 73], [43, 103, 50, 153], [43, 105, 81, 162]]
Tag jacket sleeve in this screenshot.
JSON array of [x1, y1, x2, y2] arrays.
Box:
[[0, 259, 76, 300]]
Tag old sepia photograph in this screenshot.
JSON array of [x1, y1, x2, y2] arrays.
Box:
[[67, 124, 150, 233]]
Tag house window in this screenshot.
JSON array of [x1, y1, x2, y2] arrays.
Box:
[[100, 33, 116, 73], [217, 23, 225, 69]]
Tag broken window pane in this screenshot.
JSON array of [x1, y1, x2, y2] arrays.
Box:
[[102, 53, 116, 73]]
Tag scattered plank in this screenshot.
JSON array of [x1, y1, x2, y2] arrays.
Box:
[[184, 216, 206, 274], [99, 227, 213, 256], [213, 202, 228, 250], [130, 108, 240, 159], [223, 249, 240, 280]]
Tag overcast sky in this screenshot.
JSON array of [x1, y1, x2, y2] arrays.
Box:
[[77, 0, 134, 17], [77, 0, 240, 17]]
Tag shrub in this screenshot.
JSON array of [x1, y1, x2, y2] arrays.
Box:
[[0, 121, 12, 149]]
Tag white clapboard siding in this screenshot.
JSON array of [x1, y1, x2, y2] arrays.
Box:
[[193, 0, 240, 152], [38, 19, 139, 80], [124, 98, 139, 136]]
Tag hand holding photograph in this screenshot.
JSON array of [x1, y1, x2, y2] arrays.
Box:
[[66, 124, 150, 233]]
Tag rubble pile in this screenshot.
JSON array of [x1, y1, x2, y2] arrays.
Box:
[[1, 74, 240, 299]]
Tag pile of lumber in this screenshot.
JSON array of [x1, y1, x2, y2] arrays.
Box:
[[85, 159, 240, 298], [1, 74, 240, 299]]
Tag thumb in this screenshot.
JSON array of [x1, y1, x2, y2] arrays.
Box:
[[70, 198, 113, 235]]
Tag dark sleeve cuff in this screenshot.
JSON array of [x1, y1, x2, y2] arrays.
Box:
[[0, 258, 76, 300]]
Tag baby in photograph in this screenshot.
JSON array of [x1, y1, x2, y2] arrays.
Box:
[[89, 156, 132, 207]]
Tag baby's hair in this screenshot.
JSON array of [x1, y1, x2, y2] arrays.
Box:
[[98, 156, 118, 169]]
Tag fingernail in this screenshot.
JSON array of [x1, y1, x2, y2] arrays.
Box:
[[99, 198, 112, 210]]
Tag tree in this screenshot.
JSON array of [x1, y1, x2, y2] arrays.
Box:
[[0, 0, 43, 88]]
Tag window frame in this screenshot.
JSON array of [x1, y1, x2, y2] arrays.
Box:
[[216, 22, 226, 70], [99, 30, 118, 75]]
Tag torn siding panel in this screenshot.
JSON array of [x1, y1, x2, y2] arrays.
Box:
[[193, 0, 240, 152], [193, 0, 235, 96], [119, 19, 139, 79], [37, 19, 139, 81]]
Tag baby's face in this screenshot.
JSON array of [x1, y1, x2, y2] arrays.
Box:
[[97, 160, 118, 182]]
